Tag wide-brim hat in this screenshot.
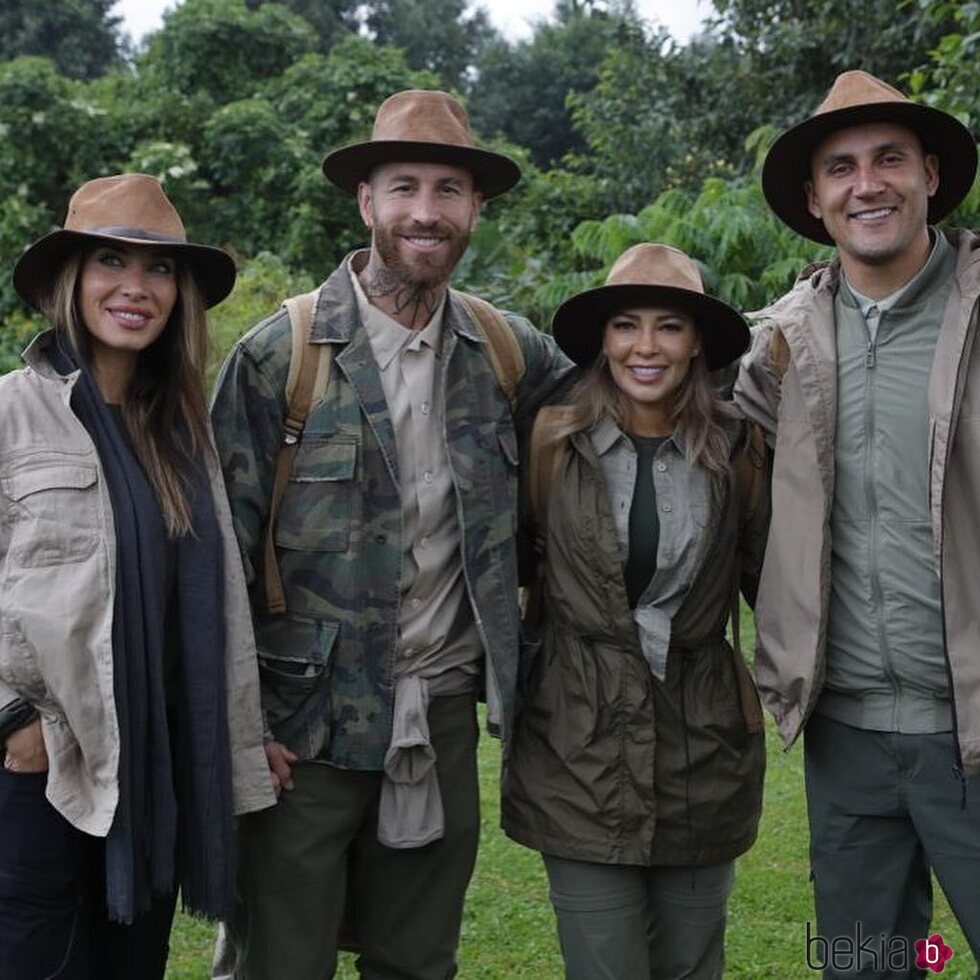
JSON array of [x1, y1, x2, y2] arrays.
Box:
[[763, 70, 978, 245], [551, 243, 750, 371], [13, 173, 237, 311], [322, 89, 521, 200]]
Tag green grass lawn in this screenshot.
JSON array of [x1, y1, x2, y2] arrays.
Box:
[[166, 610, 975, 978]]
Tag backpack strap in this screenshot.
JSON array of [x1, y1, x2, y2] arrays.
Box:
[[527, 405, 575, 538], [453, 290, 525, 411], [521, 405, 573, 628], [263, 287, 331, 615]]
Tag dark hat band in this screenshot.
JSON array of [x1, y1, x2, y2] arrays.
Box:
[[84, 226, 186, 244]]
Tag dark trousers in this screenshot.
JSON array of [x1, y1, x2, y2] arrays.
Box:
[[0, 768, 177, 980], [225, 692, 480, 980], [805, 715, 980, 979]]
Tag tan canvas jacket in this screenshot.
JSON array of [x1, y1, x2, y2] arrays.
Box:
[[735, 229, 980, 775], [0, 332, 275, 834]]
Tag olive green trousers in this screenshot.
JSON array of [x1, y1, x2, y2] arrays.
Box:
[[542, 854, 735, 980], [221, 693, 479, 980]]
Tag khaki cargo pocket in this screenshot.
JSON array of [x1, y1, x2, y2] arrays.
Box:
[[274, 436, 357, 552], [1, 457, 99, 566], [255, 616, 339, 739]]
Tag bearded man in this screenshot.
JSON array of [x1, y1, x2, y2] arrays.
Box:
[[210, 90, 571, 979]]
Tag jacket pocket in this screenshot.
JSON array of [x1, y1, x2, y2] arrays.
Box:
[[254, 615, 339, 740], [1, 457, 99, 566], [679, 644, 750, 745], [274, 436, 357, 553]]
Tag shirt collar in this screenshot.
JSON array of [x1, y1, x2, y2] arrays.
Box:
[[347, 255, 445, 370], [590, 415, 624, 456], [589, 415, 684, 457]]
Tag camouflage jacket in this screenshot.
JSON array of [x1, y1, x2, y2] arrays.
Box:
[[211, 257, 571, 770]]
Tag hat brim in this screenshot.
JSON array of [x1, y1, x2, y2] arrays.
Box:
[[763, 102, 978, 245], [12, 229, 237, 312], [551, 283, 750, 372], [322, 140, 521, 200]]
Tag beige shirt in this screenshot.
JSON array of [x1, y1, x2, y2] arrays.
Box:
[[348, 260, 481, 686]]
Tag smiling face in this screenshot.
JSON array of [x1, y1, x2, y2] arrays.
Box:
[[603, 306, 701, 436], [357, 161, 482, 292], [806, 121, 939, 295], [78, 243, 178, 399]]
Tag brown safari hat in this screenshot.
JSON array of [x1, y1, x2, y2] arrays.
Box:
[[551, 243, 750, 371], [763, 70, 978, 244], [322, 89, 520, 199], [13, 173, 237, 311]]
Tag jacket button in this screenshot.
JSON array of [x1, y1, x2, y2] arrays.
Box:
[[376, 533, 387, 544]]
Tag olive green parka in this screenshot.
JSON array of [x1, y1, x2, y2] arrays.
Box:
[[502, 415, 769, 867]]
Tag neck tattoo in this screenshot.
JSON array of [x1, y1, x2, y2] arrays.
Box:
[[361, 266, 442, 326]]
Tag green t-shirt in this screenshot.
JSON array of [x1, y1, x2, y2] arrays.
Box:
[[624, 434, 667, 608]]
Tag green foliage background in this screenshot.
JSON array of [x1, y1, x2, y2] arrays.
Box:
[[1, 0, 978, 373]]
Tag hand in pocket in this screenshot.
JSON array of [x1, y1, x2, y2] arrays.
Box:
[[4, 718, 48, 773]]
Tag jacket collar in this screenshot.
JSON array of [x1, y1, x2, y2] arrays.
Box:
[[944, 227, 980, 281], [838, 229, 956, 315], [22, 329, 79, 384]]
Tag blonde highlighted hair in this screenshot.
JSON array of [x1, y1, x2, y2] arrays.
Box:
[[42, 248, 213, 537]]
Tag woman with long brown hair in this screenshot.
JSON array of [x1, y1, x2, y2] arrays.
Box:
[[503, 243, 769, 980], [0, 174, 274, 978]]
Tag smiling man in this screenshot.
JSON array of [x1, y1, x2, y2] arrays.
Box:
[[209, 90, 570, 980], [736, 71, 980, 977]]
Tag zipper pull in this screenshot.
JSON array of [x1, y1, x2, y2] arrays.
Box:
[[866, 341, 876, 370]]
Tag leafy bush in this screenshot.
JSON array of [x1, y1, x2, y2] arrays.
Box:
[[207, 251, 314, 387]]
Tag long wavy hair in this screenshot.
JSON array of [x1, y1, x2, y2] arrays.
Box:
[[42, 247, 212, 537], [551, 318, 739, 475]]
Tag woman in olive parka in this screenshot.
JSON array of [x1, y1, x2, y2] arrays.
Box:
[[502, 243, 769, 980]]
